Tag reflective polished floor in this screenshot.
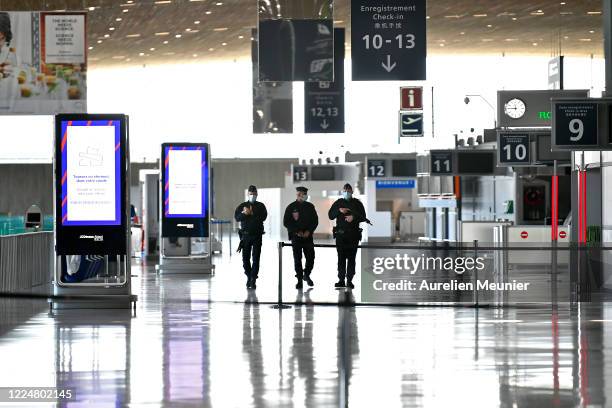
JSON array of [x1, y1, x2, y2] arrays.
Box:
[[0, 238, 611, 407]]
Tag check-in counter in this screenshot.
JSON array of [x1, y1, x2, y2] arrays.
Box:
[[458, 221, 514, 245], [0, 232, 53, 292], [493, 225, 570, 264]]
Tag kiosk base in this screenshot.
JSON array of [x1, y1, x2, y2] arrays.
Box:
[[48, 294, 138, 313], [156, 257, 215, 274]]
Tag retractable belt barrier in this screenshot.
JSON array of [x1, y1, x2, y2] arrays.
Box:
[[0, 232, 53, 292]]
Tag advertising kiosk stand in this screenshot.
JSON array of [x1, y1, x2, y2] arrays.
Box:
[[50, 114, 137, 311], [156, 143, 215, 274]]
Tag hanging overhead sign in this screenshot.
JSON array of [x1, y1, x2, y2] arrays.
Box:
[[257, 19, 334, 82], [548, 56, 564, 90], [161, 143, 210, 238], [0, 11, 87, 115], [251, 29, 293, 133], [351, 0, 427, 81], [304, 28, 345, 133], [54, 114, 128, 255]]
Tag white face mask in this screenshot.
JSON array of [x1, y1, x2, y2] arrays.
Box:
[[342, 191, 352, 200], [248, 194, 257, 203]]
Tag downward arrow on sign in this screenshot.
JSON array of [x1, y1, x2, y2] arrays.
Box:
[[320, 119, 330, 130], [381, 55, 397, 72]]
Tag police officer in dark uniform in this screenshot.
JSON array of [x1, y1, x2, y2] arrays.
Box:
[[234, 185, 268, 289], [328, 183, 367, 289], [283, 186, 318, 289]]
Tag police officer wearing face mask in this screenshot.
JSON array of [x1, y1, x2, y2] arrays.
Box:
[[283, 186, 318, 289], [235, 185, 268, 289], [328, 183, 367, 289]]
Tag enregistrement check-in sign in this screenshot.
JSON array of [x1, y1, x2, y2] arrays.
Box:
[[351, 0, 427, 81]]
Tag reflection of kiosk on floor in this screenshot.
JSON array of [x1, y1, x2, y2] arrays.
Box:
[[156, 143, 214, 274], [51, 114, 136, 310]]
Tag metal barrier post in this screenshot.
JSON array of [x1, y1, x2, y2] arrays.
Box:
[[272, 242, 291, 309], [473, 240, 479, 306], [228, 223, 232, 256]]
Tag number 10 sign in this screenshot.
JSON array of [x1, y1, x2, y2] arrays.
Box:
[[552, 100, 600, 150]]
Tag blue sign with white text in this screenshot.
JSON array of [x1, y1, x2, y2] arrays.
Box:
[[376, 180, 416, 189]]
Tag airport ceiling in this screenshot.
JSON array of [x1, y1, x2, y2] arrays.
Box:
[[0, 0, 605, 67]]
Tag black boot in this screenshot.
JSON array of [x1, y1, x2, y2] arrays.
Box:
[[246, 278, 252, 288], [335, 279, 346, 288], [296, 280, 303, 289], [347, 279, 355, 289], [303, 273, 314, 287]]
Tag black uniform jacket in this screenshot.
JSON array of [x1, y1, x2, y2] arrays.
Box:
[[234, 201, 268, 237], [328, 198, 367, 237], [283, 200, 318, 240]]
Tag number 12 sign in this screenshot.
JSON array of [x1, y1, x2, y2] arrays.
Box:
[[552, 101, 599, 149]]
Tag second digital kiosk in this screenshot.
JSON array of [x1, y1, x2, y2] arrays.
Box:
[[157, 143, 214, 274]]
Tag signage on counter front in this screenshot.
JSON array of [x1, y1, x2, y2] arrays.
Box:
[[430, 151, 453, 175], [351, 0, 427, 81], [376, 180, 416, 189], [293, 166, 310, 182], [498, 133, 530, 166], [367, 159, 387, 178], [552, 101, 599, 149]]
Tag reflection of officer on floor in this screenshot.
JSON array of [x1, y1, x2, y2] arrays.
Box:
[[337, 290, 359, 407], [235, 185, 268, 289], [242, 291, 265, 408], [328, 183, 367, 289], [290, 289, 316, 407], [283, 186, 318, 289]]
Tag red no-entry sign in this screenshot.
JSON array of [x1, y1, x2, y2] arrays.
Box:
[[520, 231, 529, 239], [559, 231, 567, 239], [401, 87, 423, 110]]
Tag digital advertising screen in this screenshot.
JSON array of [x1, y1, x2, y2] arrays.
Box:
[[161, 143, 210, 238], [54, 114, 128, 255]]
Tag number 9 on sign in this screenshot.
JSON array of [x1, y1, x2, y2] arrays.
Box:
[[569, 118, 584, 142]]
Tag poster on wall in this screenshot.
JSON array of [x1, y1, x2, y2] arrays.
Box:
[[55, 114, 128, 255], [0, 11, 87, 115], [161, 143, 210, 238]]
